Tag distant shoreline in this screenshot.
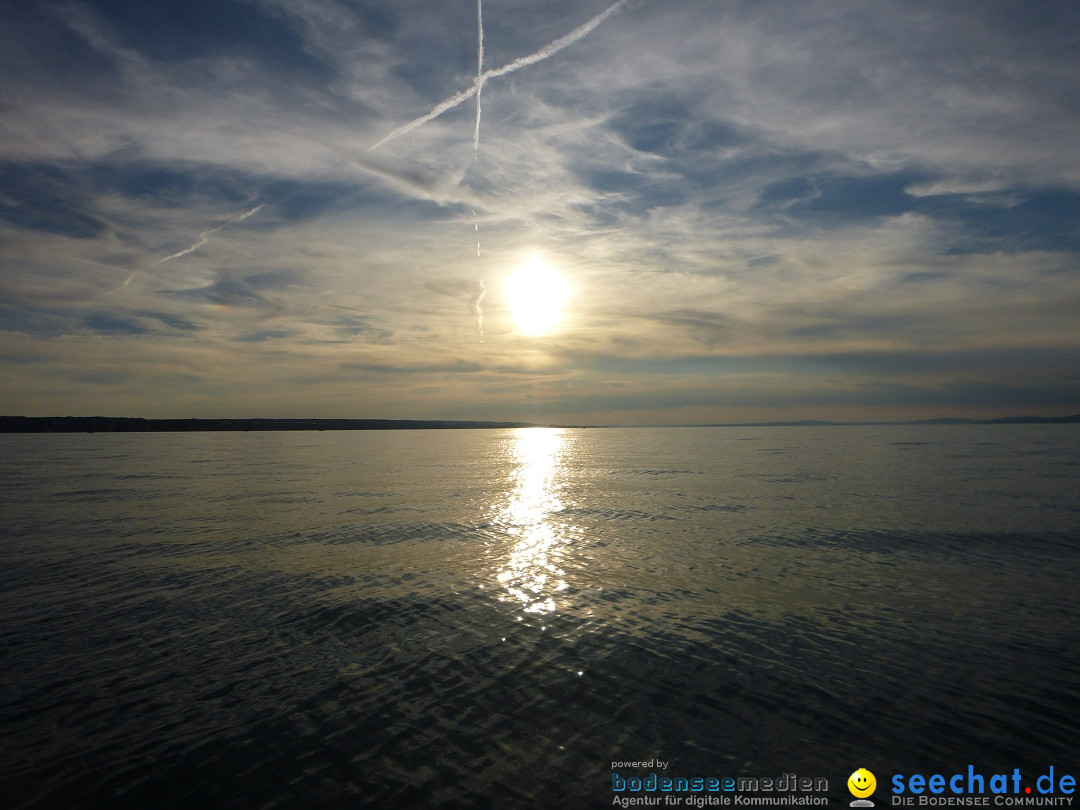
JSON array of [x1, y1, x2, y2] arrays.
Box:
[[0, 417, 546, 433], [1, 414, 1078, 433], [686, 414, 1080, 427]]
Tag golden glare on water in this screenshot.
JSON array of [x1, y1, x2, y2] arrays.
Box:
[[504, 256, 570, 335], [494, 429, 571, 616]]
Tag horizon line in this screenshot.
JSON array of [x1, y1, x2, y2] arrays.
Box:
[[2, 414, 1079, 433]]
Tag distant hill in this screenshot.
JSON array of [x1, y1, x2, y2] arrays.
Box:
[[912, 415, 1080, 425], [0, 416, 541, 433]]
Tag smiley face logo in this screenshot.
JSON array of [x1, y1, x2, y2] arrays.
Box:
[[848, 768, 876, 798]]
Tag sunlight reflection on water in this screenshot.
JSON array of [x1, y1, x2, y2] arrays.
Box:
[[494, 428, 571, 616]]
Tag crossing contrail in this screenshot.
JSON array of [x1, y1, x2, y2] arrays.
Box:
[[481, 0, 629, 82], [474, 0, 484, 157], [369, 0, 630, 152], [368, 0, 631, 341], [368, 85, 480, 153]]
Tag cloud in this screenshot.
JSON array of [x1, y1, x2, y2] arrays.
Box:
[[340, 359, 485, 376], [235, 329, 297, 343], [0, 0, 1078, 422], [904, 178, 1013, 199], [165, 274, 281, 313]]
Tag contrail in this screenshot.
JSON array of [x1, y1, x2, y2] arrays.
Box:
[[473, 5, 486, 340], [107, 204, 265, 295], [369, 0, 630, 152], [153, 204, 264, 267], [482, 0, 629, 82], [474, 278, 486, 340], [473, 0, 484, 157], [473, 209, 484, 340], [368, 85, 479, 153], [108, 273, 135, 294]]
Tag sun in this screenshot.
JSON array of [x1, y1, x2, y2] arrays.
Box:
[[504, 257, 570, 335]]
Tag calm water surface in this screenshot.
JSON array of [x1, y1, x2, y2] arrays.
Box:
[[2, 426, 1079, 808]]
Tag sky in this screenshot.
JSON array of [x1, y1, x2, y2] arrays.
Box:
[[1, 0, 1078, 425]]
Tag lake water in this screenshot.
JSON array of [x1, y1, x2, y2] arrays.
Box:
[[2, 426, 1079, 808]]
